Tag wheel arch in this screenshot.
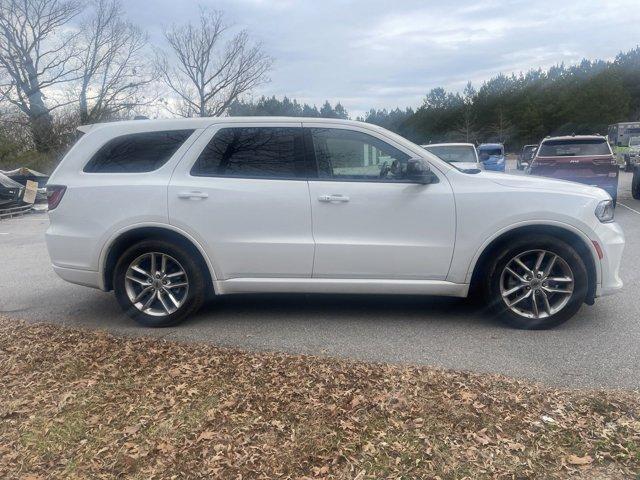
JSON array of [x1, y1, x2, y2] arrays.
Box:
[[468, 223, 599, 304], [100, 224, 216, 293]]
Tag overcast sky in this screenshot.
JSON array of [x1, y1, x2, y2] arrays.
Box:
[[123, 0, 640, 118]]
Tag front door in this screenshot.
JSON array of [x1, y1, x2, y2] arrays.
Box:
[[304, 124, 456, 280], [169, 122, 315, 280]]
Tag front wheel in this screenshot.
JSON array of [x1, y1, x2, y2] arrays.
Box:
[[113, 239, 207, 327], [633, 166, 640, 200], [484, 235, 588, 329]]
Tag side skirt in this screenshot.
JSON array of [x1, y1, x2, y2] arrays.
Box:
[[214, 278, 469, 297]]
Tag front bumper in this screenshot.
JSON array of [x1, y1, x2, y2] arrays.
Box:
[[594, 221, 625, 297]]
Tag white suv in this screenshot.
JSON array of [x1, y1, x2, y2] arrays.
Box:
[[45, 117, 624, 329]]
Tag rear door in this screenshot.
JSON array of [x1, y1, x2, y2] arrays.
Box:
[[304, 123, 456, 280], [168, 122, 316, 280]]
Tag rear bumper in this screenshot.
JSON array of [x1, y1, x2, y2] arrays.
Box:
[[52, 265, 104, 290], [483, 162, 506, 171]]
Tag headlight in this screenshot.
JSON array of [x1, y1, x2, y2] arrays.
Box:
[[595, 200, 615, 223]]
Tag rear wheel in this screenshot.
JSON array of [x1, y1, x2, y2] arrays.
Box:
[[633, 166, 640, 200], [484, 235, 588, 329], [114, 240, 207, 327]]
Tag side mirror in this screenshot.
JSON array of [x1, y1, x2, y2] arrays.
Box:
[[405, 158, 436, 184]]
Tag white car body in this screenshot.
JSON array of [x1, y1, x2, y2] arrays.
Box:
[[421, 143, 482, 172], [46, 117, 624, 307]]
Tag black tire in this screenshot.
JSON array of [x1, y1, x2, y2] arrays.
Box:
[[633, 166, 640, 200], [113, 239, 207, 327], [483, 234, 588, 329]]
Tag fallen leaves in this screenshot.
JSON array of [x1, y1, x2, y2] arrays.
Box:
[[0, 318, 639, 479], [567, 454, 594, 466]]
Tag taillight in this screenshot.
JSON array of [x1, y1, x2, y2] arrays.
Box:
[[46, 185, 67, 210]]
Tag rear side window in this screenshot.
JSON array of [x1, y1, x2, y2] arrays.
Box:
[[84, 130, 194, 173], [538, 139, 610, 157], [191, 127, 308, 179]]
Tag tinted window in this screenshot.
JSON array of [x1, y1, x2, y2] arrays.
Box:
[[191, 127, 307, 178], [479, 147, 503, 156], [84, 130, 194, 173], [538, 139, 610, 157], [523, 145, 537, 160], [310, 128, 410, 181], [425, 145, 476, 164]]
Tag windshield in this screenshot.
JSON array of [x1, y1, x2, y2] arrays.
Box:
[[425, 145, 476, 164], [629, 137, 640, 147], [479, 147, 503, 156], [538, 139, 610, 156], [523, 145, 537, 160]]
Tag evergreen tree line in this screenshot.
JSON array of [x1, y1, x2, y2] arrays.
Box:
[[229, 97, 349, 119], [230, 47, 640, 152], [394, 47, 640, 150]]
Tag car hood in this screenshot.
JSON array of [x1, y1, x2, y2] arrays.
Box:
[[450, 161, 481, 171], [482, 172, 609, 199]]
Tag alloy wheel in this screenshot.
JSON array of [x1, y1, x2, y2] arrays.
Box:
[[499, 249, 574, 319], [124, 252, 189, 317]]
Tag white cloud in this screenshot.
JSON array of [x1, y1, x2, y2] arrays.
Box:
[[120, 0, 640, 118]]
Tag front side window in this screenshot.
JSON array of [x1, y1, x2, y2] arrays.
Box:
[[84, 130, 194, 173], [538, 139, 610, 157], [191, 127, 307, 179], [310, 128, 411, 181]]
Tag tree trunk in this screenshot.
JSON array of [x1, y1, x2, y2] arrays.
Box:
[[28, 93, 55, 153], [30, 111, 55, 153], [24, 57, 56, 153]]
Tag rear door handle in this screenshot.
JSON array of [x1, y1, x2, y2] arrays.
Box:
[[318, 194, 350, 203], [178, 191, 209, 199]]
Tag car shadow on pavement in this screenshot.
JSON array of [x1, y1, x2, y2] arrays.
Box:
[[186, 293, 505, 329]]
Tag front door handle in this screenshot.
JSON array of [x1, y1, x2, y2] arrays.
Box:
[[178, 191, 209, 199], [318, 194, 350, 203]]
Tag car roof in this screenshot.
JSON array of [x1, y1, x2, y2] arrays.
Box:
[[421, 143, 475, 148], [478, 143, 503, 148], [523, 144, 538, 148], [541, 135, 606, 142], [77, 116, 370, 133]]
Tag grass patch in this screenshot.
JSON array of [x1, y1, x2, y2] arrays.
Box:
[[0, 318, 638, 479]]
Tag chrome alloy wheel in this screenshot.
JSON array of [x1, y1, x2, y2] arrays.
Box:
[[499, 250, 574, 319], [124, 252, 189, 317]]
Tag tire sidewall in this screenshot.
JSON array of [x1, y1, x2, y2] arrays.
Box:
[[485, 235, 588, 329], [632, 166, 640, 199], [113, 239, 206, 327]]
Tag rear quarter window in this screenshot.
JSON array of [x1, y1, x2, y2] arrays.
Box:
[[84, 130, 195, 173]]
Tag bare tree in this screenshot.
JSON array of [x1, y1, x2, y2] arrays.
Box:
[[0, 0, 83, 152], [77, 0, 154, 124], [159, 9, 272, 117]]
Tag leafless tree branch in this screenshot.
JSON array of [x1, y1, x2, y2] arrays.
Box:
[[75, 0, 156, 123], [158, 8, 272, 118], [0, 0, 83, 151]]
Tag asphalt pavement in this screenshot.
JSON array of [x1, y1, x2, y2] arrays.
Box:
[[1, 163, 639, 390]]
